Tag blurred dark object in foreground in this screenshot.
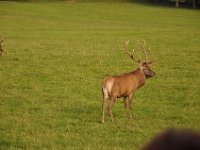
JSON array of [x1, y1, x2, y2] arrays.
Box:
[[143, 129, 200, 150]]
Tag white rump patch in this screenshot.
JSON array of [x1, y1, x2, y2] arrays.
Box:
[[107, 80, 113, 94]]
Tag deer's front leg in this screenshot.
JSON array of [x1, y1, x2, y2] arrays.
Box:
[[128, 94, 133, 119], [124, 97, 127, 109]]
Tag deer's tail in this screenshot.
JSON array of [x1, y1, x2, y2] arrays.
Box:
[[102, 78, 113, 100]]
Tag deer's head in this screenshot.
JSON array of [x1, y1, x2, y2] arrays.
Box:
[[124, 40, 155, 78], [140, 62, 155, 78]]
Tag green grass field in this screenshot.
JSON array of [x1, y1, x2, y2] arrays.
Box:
[[0, 1, 200, 149]]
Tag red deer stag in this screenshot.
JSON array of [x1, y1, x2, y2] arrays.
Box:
[[101, 40, 155, 123], [0, 35, 5, 57]]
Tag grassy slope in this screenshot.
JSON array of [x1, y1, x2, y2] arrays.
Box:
[[0, 1, 200, 149]]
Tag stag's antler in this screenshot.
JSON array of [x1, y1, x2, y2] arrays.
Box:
[[147, 46, 154, 63], [124, 40, 141, 64], [0, 36, 4, 44], [140, 40, 148, 62], [139, 40, 154, 63]]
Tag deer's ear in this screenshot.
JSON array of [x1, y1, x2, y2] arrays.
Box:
[[147, 62, 154, 67]]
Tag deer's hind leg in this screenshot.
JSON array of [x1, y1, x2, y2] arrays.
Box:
[[128, 94, 134, 119], [109, 96, 116, 122], [102, 88, 109, 124]]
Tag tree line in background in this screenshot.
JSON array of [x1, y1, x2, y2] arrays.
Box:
[[0, 0, 199, 8], [145, 0, 199, 8]]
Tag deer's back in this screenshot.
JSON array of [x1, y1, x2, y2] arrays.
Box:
[[103, 73, 138, 98]]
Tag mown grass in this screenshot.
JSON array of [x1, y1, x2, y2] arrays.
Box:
[[0, 1, 200, 149]]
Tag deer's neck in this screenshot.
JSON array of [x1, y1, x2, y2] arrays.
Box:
[[133, 68, 146, 88]]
